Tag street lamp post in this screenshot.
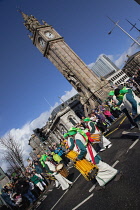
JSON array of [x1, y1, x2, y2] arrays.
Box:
[[107, 16, 140, 46]]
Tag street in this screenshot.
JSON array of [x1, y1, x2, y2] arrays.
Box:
[[33, 115, 140, 210]]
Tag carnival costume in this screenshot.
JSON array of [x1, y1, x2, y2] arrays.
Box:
[[84, 118, 112, 150], [66, 129, 118, 187]]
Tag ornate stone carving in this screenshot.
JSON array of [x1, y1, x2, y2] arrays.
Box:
[[63, 68, 81, 90], [23, 14, 41, 33], [42, 20, 48, 26]]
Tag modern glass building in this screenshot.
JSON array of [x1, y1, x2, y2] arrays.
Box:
[[91, 54, 119, 78]]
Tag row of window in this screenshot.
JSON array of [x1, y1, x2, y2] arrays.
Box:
[[110, 72, 124, 81], [115, 75, 128, 85]]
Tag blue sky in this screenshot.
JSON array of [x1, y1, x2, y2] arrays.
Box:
[[0, 0, 140, 166]]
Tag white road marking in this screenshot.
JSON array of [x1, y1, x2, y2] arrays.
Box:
[[35, 201, 41, 208], [37, 139, 139, 209], [50, 173, 81, 210], [73, 173, 81, 183], [89, 184, 96, 192], [127, 138, 139, 152], [72, 193, 94, 210], [50, 189, 69, 210], [41, 195, 47, 201], [112, 160, 119, 168]]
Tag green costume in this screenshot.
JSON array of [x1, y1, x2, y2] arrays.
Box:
[[51, 152, 62, 163], [84, 118, 96, 134], [30, 174, 42, 184], [39, 154, 53, 174]]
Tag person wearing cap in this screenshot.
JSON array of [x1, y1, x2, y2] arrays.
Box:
[[108, 91, 122, 118], [114, 87, 140, 129], [84, 118, 112, 152], [67, 128, 94, 163], [68, 128, 122, 190]]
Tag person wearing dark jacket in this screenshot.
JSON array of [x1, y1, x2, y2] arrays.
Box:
[[34, 162, 43, 174], [34, 161, 50, 185], [1, 188, 17, 208], [15, 178, 36, 205]]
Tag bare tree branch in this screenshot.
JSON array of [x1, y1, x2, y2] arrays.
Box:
[[0, 134, 25, 171]]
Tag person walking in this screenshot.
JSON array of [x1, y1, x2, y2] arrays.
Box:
[[44, 157, 73, 191], [114, 88, 140, 129], [66, 129, 122, 190], [83, 118, 112, 151]]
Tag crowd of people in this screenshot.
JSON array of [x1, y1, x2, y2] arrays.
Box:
[[0, 146, 72, 209], [1, 75, 140, 209], [1, 161, 50, 209]]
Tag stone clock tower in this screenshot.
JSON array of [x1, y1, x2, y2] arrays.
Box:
[[21, 12, 111, 115]]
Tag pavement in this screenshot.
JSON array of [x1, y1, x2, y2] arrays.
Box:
[[30, 115, 140, 210]]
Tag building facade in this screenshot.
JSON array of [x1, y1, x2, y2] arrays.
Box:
[[122, 51, 140, 77], [28, 134, 46, 156], [29, 94, 85, 155], [91, 54, 119, 78], [106, 69, 129, 86]]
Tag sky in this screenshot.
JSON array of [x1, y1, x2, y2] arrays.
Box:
[[0, 0, 140, 170]]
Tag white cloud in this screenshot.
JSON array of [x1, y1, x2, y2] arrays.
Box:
[[60, 87, 77, 102], [106, 54, 114, 61], [88, 42, 140, 70]]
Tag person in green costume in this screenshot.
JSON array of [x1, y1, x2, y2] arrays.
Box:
[[66, 128, 122, 190], [30, 171, 46, 191], [114, 87, 140, 129]]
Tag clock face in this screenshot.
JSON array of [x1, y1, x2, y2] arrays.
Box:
[[38, 37, 46, 48], [45, 32, 55, 39]]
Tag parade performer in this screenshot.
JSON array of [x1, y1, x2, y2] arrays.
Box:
[[83, 118, 112, 151], [39, 154, 56, 182], [44, 156, 72, 191], [30, 172, 46, 191], [66, 129, 122, 190], [109, 90, 136, 129], [114, 88, 140, 129]]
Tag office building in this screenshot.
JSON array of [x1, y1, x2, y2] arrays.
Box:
[[91, 54, 119, 78]]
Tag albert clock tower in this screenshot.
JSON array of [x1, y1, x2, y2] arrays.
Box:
[[21, 12, 111, 115]]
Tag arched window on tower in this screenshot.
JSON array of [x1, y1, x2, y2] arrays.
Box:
[[68, 115, 77, 125]]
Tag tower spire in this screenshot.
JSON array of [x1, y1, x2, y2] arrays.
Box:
[[17, 9, 29, 21], [21, 11, 30, 22], [19, 11, 42, 34]]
